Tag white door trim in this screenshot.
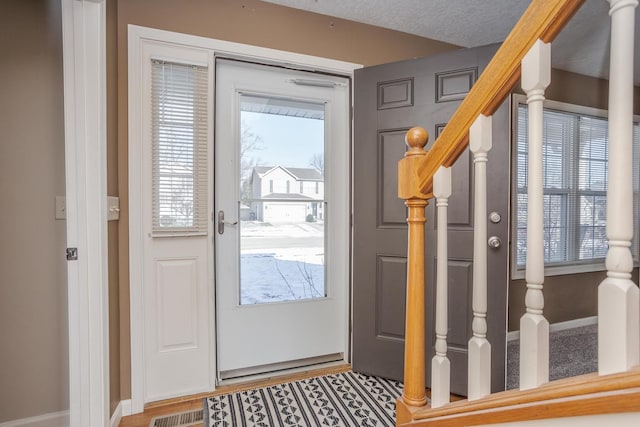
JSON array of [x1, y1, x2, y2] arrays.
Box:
[[128, 25, 361, 414], [61, 0, 109, 426]]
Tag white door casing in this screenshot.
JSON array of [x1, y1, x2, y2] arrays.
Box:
[[61, 0, 110, 426], [128, 25, 361, 413], [215, 59, 351, 375]]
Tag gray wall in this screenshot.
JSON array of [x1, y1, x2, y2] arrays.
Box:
[[0, 0, 69, 422]]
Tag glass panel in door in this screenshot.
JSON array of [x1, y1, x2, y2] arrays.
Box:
[[239, 95, 326, 304]]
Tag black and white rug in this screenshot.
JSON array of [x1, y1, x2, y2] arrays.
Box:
[[203, 371, 404, 426]]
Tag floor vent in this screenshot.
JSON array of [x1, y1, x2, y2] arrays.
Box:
[[149, 409, 203, 427]]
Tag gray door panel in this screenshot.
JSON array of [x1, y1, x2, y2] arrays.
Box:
[[353, 44, 510, 395]]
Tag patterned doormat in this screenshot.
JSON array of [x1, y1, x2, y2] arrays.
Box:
[[203, 371, 405, 426]]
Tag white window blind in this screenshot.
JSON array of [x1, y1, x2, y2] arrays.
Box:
[[515, 102, 640, 270], [151, 60, 208, 234]]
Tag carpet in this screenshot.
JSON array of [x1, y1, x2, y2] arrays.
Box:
[[507, 324, 598, 390], [203, 371, 405, 426]]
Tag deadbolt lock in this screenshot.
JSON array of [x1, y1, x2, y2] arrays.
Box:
[[489, 211, 502, 224]]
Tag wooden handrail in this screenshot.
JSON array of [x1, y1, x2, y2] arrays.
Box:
[[414, 366, 640, 421], [404, 390, 640, 427], [415, 0, 584, 195], [398, 367, 640, 426]]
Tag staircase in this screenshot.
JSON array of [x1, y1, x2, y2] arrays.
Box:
[[396, 0, 640, 425]]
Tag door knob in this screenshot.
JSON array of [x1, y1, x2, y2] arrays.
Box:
[[488, 236, 502, 249], [217, 210, 238, 235]]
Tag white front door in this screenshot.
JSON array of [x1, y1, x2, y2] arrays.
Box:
[[215, 59, 350, 379]]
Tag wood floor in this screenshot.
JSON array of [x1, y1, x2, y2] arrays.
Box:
[[118, 364, 352, 427]]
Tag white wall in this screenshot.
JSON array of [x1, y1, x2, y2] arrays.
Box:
[[262, 168, 294, 194], [300, 180, 324, 198]]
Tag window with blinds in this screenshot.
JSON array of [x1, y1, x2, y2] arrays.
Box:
[[151, 60, 208, 234], [515, 101, 640, 270]]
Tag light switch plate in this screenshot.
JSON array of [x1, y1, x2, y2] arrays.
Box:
[[55, 196, 66, 220]]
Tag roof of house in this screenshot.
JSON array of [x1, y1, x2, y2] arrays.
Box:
[[253, 166, 324, 181]]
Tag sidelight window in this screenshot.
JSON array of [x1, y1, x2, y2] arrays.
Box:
[[150, 60, 208, 234]]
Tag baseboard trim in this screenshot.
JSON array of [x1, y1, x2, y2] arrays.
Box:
[[110, 401, 122, 427], [0, 401, 133, 427], [507, 315, 598, 342], [121, 399, 132, 416], [109, 399, 132, 427], [549, 315, 598, 332], [0, 411, 70, 427]]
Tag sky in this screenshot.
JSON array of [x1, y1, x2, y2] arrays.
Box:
[[241, 111, 324, 169]]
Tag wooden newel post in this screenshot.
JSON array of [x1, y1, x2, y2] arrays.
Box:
[[398, 127, 431, 408]]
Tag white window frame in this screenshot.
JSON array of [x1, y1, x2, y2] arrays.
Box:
[[150, 59, 209, 235], [128, 24, 361, 414], [511, 94, 640, 279]]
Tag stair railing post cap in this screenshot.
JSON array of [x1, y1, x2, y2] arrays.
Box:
[[405, 127, 428, 155]]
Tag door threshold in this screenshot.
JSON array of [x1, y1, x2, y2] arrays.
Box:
[[216, 359, 350, 389], [219, 353, 344, 381]]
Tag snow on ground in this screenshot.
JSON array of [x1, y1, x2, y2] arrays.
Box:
[[240, 220, 324, 237], [240, 221, 325, 305], [240, 247, 324, 304]]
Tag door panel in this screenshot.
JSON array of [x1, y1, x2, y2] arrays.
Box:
[[379, 129, 412, 227], [156, 258, 198, 349], [376, 255, 408, 341], [145, 240, 210, 399], [353, 44, 510, 395], [444, 258, 474, 391]]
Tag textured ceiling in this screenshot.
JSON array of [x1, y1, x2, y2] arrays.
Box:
[[263, 0, 640, 84]]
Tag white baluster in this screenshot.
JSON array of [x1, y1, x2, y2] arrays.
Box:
[[599, 0, 640, 375], [432, 166, 452, 408], [468, 114, 492, 400], [520, 39, 551, 390]]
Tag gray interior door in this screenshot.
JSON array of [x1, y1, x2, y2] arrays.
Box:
[[352, 44, 510, 396]]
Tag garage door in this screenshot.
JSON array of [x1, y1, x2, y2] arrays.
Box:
[[264, 202, 307, 223]]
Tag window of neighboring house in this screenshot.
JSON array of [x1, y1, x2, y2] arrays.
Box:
[[269, 179, 273, 193], [151, 60, 208, 233], [300, 181, 304, 193], [315, 182, 319, 194], [513, 95, 640, 277], [286, 180, 290, 193]]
